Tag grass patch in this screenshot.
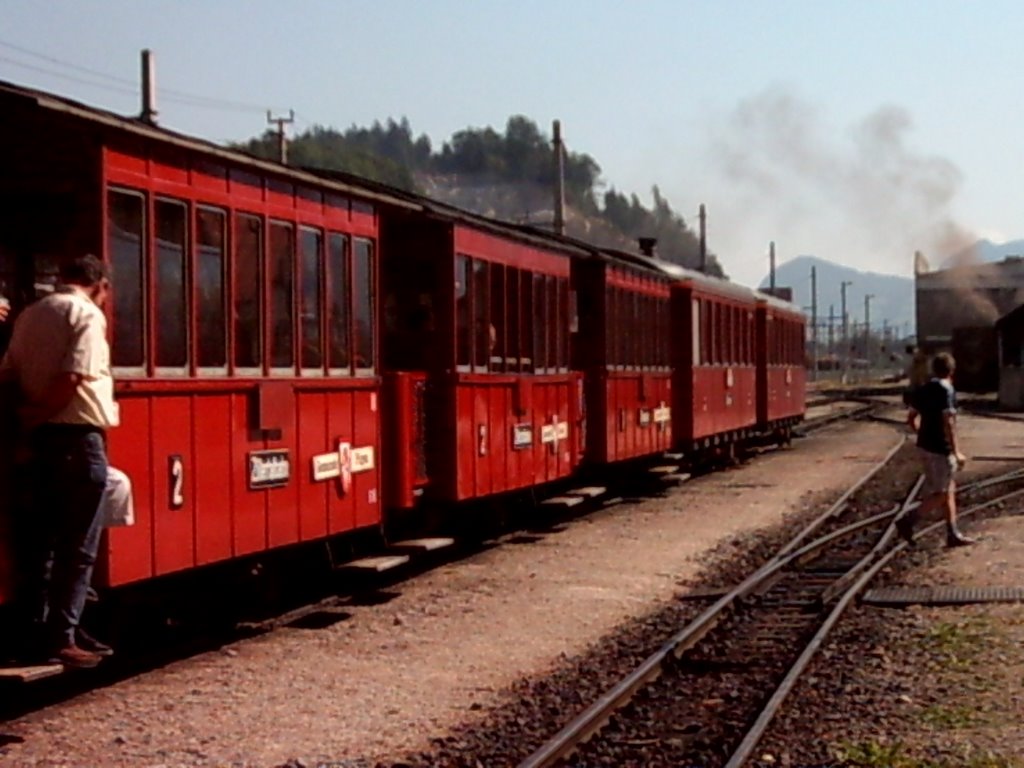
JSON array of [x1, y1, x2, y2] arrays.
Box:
[[833, 740, 1020, 767], [919, 617, 998, 669], [920, 703, 984, 729]]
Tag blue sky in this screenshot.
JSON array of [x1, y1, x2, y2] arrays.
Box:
[[3, 0, 1023, 291]]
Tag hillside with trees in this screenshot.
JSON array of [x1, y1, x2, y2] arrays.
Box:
[[234, 116, 724, 276]]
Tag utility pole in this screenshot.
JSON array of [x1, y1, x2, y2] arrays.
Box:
[[769, 241, 776, 293], [828, 304, 835, 362], [267, 110, 295, 164], [864, 294, 875, 379], [840, 280, 853, 382], [863, 294, 874, 364], [810, 265, 818, 381]]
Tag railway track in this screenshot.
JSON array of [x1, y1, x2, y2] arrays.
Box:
[[516, 447, 1024, 768]]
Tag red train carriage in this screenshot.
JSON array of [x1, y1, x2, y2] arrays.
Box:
[[379, 208, 584, 509], [0, 81, 409, 598], [756, 295, 807, 435], [573, 252, 675, 464], [672, 273, 759, 452]]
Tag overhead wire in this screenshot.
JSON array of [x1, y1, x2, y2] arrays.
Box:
[[0, 38, 289, 116]]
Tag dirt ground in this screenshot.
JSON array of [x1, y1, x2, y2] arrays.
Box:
[[0, 418, 903, 768]]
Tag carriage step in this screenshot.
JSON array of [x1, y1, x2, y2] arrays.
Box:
[[661, 472, 692, 483], [389, 537, 455, 553], [338, 555, 410, 573], [649, 465, 680, 475], [567, 486, 606, 498], [0, 663, 64, 682], [664, 452, 685, 461], [541, 495, 586, 508]]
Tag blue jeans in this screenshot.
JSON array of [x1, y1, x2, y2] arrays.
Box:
[[29, 425, 108, 650]]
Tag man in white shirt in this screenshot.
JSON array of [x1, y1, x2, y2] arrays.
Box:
[[0, 254, 118, 668]]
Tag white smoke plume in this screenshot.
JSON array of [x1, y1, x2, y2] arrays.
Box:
[[710, 87, 976, 270]]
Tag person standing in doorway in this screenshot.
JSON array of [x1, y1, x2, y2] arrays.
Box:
[[898, 352, 973, 547], [902, 344, 930, 407], [0, 254, 118, 668]]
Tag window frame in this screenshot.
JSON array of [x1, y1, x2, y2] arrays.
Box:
[[298, 225, 326, 376], [152, 195, 191, 377], [108, 186, 149, 377], [233, 211, 264, 376], [195, 204, 229, 376]]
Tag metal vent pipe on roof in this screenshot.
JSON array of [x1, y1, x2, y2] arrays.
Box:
[[638, 238, 657, 256], [552, 120, 566, 236], [699, 203, 707, 273], [140, 49, 158, 125]]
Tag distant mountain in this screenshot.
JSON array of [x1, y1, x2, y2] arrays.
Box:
[[760, 256, 915, 338], [948, 238, 1024, 267]]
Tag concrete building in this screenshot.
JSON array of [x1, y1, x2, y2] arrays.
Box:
[[915, 256, 1024, 392]]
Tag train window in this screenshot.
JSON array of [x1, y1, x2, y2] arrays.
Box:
[[505, 268, 520, 371], [489, 264, 506, 370], [604, 286, 615, 369], [234, 214, 263, 372], [327, 232, 350, 373], [455, 255, 470, 370], [648, 295, 657, 370], [533, 273, 547, 373], [619, 287, 627, 369], [691, 300, 700, 367], [560, 278, 571, 372], [155, 198, 189, 370], [353, 238, 376, 372], [544, 275, 557, 372], [662, 298, 671, 369], [520, 269, 534, 372], [300, 227, 324, 371], [269, 221, 295, 370], [196, 207, 227, 371], [107, 189, 146, 370], [472, 259, 490, 371], [709, 303, 719, 365], [733, 306, 741, 364], [703, 301, 713, 365], [636, 293, 644, 369]]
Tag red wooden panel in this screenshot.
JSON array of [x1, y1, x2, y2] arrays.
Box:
[[352, 388, 381, 529], [350, 203, 377, 236], [487, 386, 505, 492], [150, 161, 189, 187], [151, 396, 196, 576], [327, 389, 356, 534], [193, 394, 233, 566], [228, 175, 264, 202], [102, 397, 154, 585], [454, 226, 571, 277], [232, 391, 266, 556], [455, 386, 474, 501], [296, 392, 329, 542], [473, 387, 490, 497], [104, 148, 148, 180], [266, 406, 300, 548]]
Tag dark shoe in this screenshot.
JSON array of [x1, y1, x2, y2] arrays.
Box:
[[49, 644, 102, 669], [76, 628, 114, 657], [895, 515, 915, 545], [946, 531, 976, 548]]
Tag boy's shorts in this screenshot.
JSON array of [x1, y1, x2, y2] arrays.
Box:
[[920, 448, 956, 495]]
